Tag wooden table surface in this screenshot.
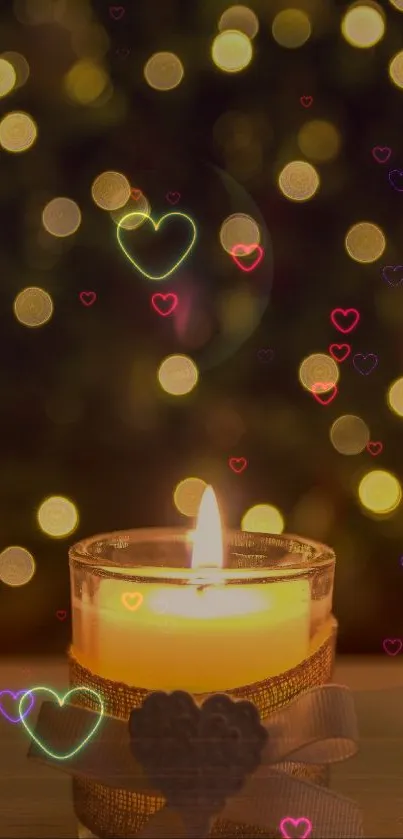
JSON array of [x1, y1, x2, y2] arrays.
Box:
[[2, 656, 403, 838]]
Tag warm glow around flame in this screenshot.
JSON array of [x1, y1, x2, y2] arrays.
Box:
[[191, 485, 224, 569]]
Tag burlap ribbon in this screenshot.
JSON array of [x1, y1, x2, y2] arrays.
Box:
[[25, 683, 363, 838]]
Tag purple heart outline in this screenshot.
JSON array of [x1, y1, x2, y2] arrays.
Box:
[[0, 689, 34, 724], [382, 265, 403, 286], [352, 353, 378, 375], [257, 348, 274, 363], [388, 169, 403, 192]]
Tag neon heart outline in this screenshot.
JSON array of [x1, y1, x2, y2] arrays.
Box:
[[330, 308, 360, 334], [279, 816, 312, 838], [311, 382, 338, 405], [328, 343, 351, 362], [383, 638, 402, 656], [121, 592, 143, 612], [230, 244, 264, 272], [116, 211, 197, 281], [366, 441, 383, 456], [18, 686, 104, 761], [0, 689, 34, 724], [151, 293, 178, 316], [228, 457, 248, 473]]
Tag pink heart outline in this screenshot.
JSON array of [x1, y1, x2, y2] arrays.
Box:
[[330, 307, 360, 334], [383, 638, 402, 656], [0, 689, 35, 724], [279, 816, 312, 838], [230, 244, 264, 272], [79, 291, 97, 307], [151, 293, 178, 317]]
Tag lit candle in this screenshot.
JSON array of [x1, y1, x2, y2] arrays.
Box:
[[71, 487, 311, 693]]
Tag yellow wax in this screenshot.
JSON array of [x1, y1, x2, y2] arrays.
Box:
[[72, 570, 311, 692]]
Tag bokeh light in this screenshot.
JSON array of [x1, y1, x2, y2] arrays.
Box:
[[297, 120, 341, 163], [219, 213, 261, 254], [211, 30, 253, 73], [37, 496, 79, 538], [341, 4, 385, 48], [158, 355, 199, 396], [13, 287, 53, 327], [0, 58, 16, 97], [0, 111, 37, 152], [218, 6, 259, 39], [330, 415, 370, 455], [388, 51, 403, 89], [389, 0, 403, 10], [173, 477, 208, 517], [299, 353, 339, 393], [42, 197, 82, 237], [91, 171, 131, 211], [272, 9, 311, 48], [387, 377, 403, 416], [144, 52, 184, 91], [358, 470, 402, 515], [345, 222, 385, 263], [278, 160, 320, 201], [241, 504, 285, 534], [1, 52, 30, 89], [0, 546, 36, 587], [64, 59, 109, 105]]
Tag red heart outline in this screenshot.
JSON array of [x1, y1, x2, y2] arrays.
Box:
[[151, 293, 178, 317], [79, 291, 96, 307], [311, 382, 338, 405], [366, 441, 383, 456], [300, 95, 313, 108], [328, 343, 351, 362], [166, 192, 180, 205], [228, 457, 248, 473], [330, 308, 360, 334], [56, 611, 67, 621], [230, 244, 264, 272]]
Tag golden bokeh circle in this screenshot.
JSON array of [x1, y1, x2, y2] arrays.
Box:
[[299, 353, 339, 393], [42, 197, 82, 237], [278, 160, 320, 202], [211, 30, 253, 73], [341, 4, 385, 48], [387, 376, 403, 416], [0, 111, 37, 152], [389, 0, 403, 9], [91, 171, 131, 211], [241, 504, 285, 534], [358, 470, 402, 514], [144, 52, 184, 91], [330, 415, 370, 455], [219, 213, 261, 254], [0, 58, 16, 97], [0, 546, 36, 587], [1, 52, 30, 89], [37, 495, 79, 538], [297, 120, 341, 163], [389, 50, 403, 89], [158, 355, 199, 396], [345, 221, 385, 263], [64, 60, 109, 104], [218, 6, 259, 39], [272, 9, 312, 48], [173, 477, 208, 517], [13, 287, 53, 327]]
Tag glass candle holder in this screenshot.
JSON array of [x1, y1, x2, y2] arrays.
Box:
[[69, 529, 336, 839]]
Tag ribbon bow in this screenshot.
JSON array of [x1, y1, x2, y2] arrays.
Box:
[[26, 683, 364, 838]]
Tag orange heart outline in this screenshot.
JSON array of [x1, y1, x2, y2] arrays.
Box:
[[121, 592, 143, 612]]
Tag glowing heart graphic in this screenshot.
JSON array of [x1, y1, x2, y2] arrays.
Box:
[[151, 293, 178, 316], [366, 441, 383, 456], [231, 244, 264, 272], [279, 817, 312, 838], [121, 592, 143, 612], [330, 308, 360, 334], [311, 382, 338, 405], [0, 690, 34, 724], [383, 638, 402, 656], [19, 687, 104, 760], [328, 343, 351, 363], [229, 457, 248, 473], [117, 212, 197, 281]]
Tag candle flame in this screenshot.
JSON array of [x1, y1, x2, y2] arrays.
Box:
[[191, 485, 224, 569]]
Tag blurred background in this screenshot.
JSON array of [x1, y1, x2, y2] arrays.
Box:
[[0, 0, 403, 656]]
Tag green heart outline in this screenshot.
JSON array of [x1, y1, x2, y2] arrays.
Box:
[[116, 211, 197, 281], [18, 686, 104, 761]]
